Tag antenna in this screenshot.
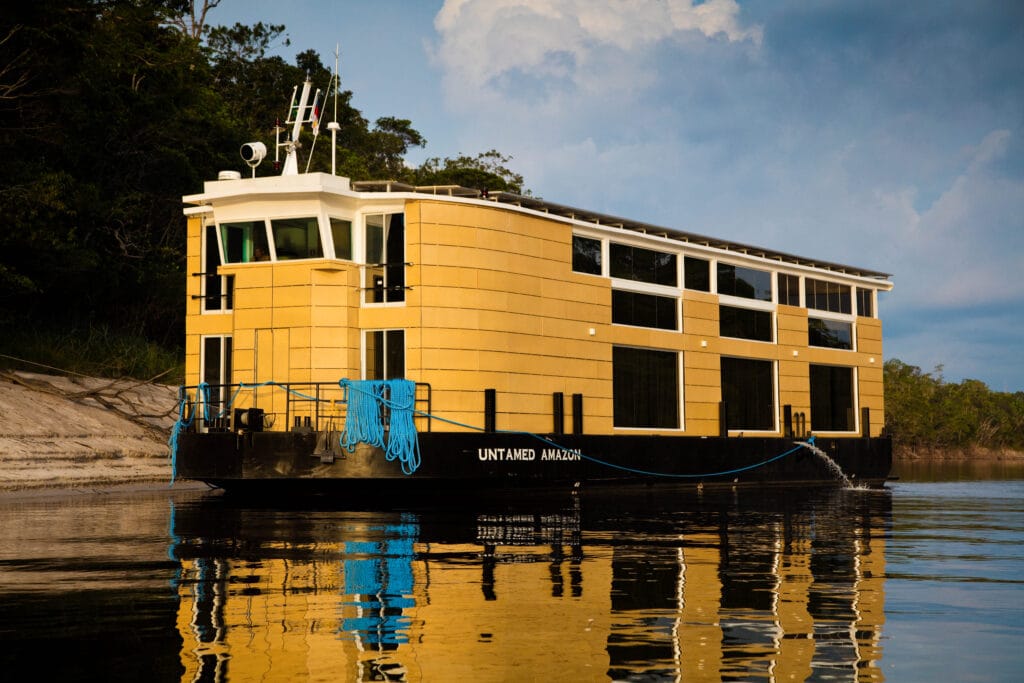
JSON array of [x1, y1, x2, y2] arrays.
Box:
[[327, 44, 342, 176]]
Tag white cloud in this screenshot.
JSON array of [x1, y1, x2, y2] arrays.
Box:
[[432, 0, 762, 109]]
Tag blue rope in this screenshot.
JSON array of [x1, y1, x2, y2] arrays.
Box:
[[338, 379, 422, 475]]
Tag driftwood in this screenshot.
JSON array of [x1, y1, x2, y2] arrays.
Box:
[[0, 369, 178, 438]]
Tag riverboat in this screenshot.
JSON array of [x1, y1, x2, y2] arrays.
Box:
[[171, 79, 894, 493]]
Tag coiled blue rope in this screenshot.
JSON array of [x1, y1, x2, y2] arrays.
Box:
[[338, 379, 421, 475]]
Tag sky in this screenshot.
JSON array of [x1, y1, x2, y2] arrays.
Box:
[[210, 0, 1024, 392]]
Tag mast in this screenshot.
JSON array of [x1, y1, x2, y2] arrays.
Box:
[[280, 77, 313, 175]]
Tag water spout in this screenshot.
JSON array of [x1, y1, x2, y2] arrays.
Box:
[[797, 438, 855, 488]]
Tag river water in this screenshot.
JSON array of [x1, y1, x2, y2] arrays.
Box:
[[1, 462, 1021, 682]]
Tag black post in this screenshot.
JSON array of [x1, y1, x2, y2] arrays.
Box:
[[719, 401, 729, 437], [783, 404, 793, 438], [572, 393, 584, 435], [484, 389, 496, 433], [553, 392, 565, 435], [861, 406, 871, 438]]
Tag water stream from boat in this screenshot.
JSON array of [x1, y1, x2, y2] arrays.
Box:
[[798, 439, 857, 488]]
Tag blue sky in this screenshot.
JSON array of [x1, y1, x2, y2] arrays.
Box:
[[210, 0, 1024, 392]]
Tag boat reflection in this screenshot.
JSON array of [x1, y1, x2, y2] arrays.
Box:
[[170, 485, 891, 681]]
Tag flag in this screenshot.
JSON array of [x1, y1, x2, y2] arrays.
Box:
[[310, 90, 323, 135]]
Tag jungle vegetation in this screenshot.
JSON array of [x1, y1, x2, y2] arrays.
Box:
[[0, 0, 521, 378]]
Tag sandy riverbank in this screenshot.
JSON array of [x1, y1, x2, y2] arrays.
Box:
[[0, 371, 180, 492]]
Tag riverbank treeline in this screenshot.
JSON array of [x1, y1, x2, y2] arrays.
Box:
[[0, 1, 522, 378], [884, 359, 1024, 454]]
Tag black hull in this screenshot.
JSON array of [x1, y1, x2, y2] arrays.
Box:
[[174, 431, 892, 494]]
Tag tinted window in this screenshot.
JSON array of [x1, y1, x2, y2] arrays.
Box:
[[572, 235, 602, 275], [808, 318, 853, 350], [720, 357, 774, 431], [856, 288, 873, 317], [612, 290, 677, 330], [610, 243, 677, 286], [810, 365, 855, 431], [717, 264, 772, 301], [720, 305, 773, 342], [684, 256, 710, 291], [330, 218, 353, 260], [778, 273, 800, 307], [805, 278, 851, 314], [271, 217, 322, 260], [613, 346, 679, 428]]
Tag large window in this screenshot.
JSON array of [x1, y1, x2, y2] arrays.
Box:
[[572, 235, 602, 275], [808, 318, 853, 350], [365, 213, 406, 304], [717, 264, 772, 301], [810, 365, 855, 431], [612, 290, 678, 330], [720, 305, 773, 342], [613, 347, 679, 428], [271, 217, 322, 260], [365, 330, 405, 380], [610, 243, 677, 287], [805, 278, 851, 314], [720, 357, 774, 431], [203, 224, 233, 312], [684, 256, 710, 292], [220, 220, 270, 263]]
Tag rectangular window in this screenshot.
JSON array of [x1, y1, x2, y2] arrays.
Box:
[[778, 273, 800, 307], [684, 256, 710, 292], [365, 213, 406, 304], [203, 224, 233, 312], [805, 278, 851, 314], [612, 290, 678, 330], [719, 305, 773, 342], [808, 317, 853, 350], [271, 217, 322, 260], [810, 365, 855, 431], [717, 263, 772, 301], [609, 243, 677, 287], [856, 287, 873, 317], [572, 235, 602, 275], [330, 217, 353, 260], [201, 335, 232, 420], [365, 330, 406, 380], [721, 357, 775, 431], [613, 346, 679, 428], [220, 220, 270, 263]]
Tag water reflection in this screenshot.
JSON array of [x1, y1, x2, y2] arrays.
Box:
[[170, 486, 891, 681]]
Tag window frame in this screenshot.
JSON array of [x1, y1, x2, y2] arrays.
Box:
[[809, 364, 858, 433], [808, 314, 855, 350], [720, 356, 777, 433], [363, 212, 407, 306], [363, 329, 406, 380], [612, 345, 682, 430]]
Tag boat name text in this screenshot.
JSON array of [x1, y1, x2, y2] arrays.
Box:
[[477, 448, 581, 462]]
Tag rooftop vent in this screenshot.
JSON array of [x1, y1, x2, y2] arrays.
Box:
[[218, 170, 242, 181]]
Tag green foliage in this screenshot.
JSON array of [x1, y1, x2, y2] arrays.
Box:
[[884, 359, 1024, 451], [0, 2, 527, 379], [413, 150, 527, 194]]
